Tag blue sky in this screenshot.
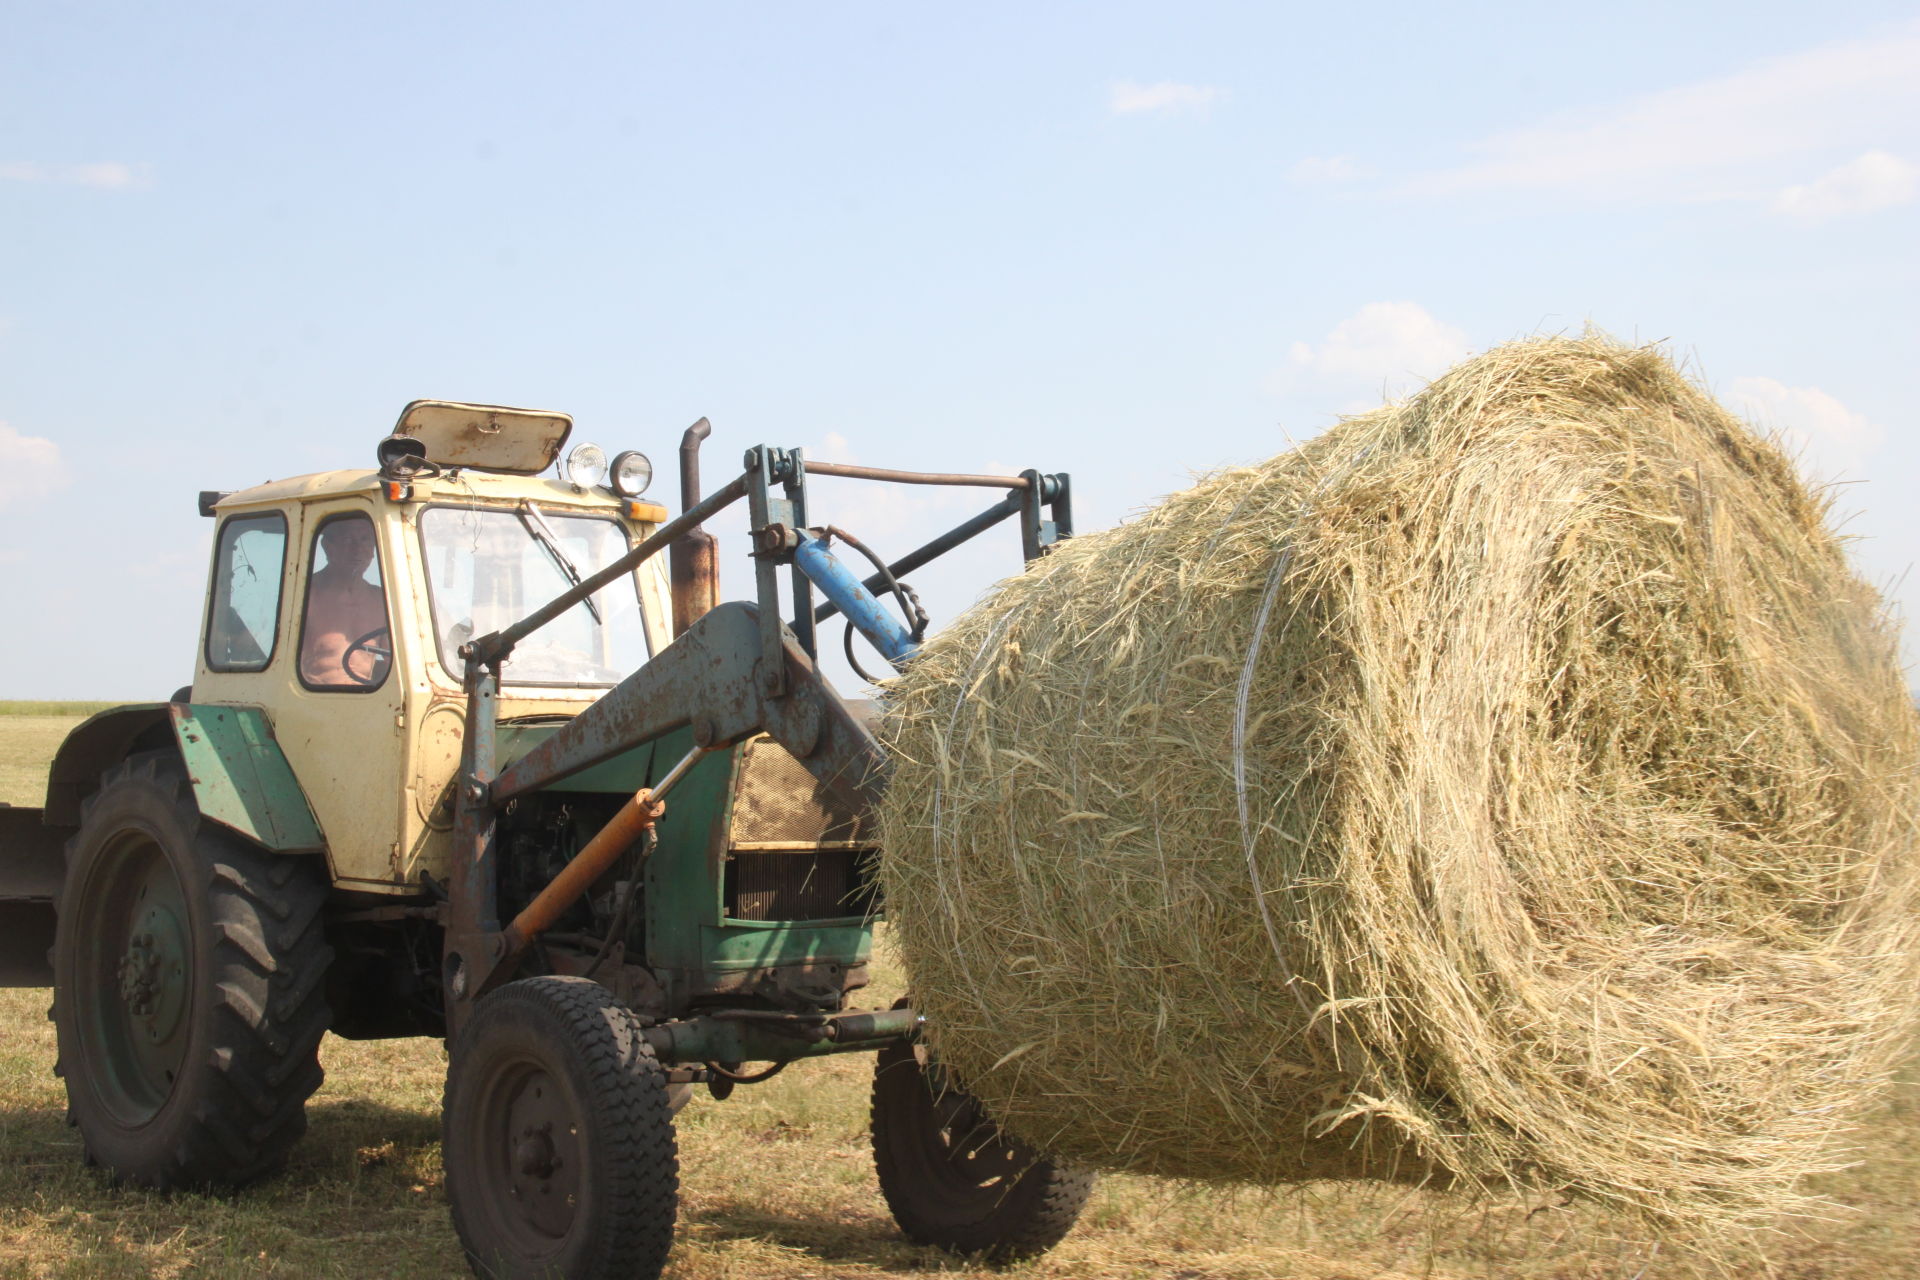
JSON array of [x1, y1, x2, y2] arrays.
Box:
[[3, 2, 1917, 698]]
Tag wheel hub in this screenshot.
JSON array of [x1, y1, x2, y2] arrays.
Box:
[[117, 898, 189, 1043], [118, 936, 161, 1012], [77, 832, 195, 1125], [515, 1124, 560, 1179], [485, 1068, 581, 1239]]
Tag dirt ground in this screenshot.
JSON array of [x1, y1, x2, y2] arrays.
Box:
[[1, 707, 1914, 1279]]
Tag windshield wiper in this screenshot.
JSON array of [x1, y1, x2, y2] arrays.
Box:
[[519, 502, 603, 625]]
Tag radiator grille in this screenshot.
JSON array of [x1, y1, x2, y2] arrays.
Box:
[[726, 849, 875, 921]]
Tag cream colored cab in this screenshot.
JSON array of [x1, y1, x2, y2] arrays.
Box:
[[193, 467, 673, 894]]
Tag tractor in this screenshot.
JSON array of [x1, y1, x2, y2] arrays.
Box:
[[0, 401, 1087, 1279]]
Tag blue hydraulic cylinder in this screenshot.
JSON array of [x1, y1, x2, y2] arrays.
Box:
[[791, 535, 918, 667]]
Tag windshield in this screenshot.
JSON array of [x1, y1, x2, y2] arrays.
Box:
[[419, 505, 651, 686]]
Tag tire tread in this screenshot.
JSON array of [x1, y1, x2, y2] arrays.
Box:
[[870, 1037, 1093, 1264], [54, 749, 332, 1189]]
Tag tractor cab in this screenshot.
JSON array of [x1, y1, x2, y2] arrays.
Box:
[[193, 402, 674, 895]]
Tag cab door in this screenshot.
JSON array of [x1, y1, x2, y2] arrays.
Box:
[[270, 501, 411, 891]]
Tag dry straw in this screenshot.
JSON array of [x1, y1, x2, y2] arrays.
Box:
[[875, 336, 1920, 1234]]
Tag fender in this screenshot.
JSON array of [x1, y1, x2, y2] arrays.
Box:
[[44, 703, 324, 853]]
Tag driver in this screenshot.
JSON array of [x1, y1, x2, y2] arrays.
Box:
[[300, 517, 391, 687]]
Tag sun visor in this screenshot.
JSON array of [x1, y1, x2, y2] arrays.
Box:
[[392, 400, 574, 475]]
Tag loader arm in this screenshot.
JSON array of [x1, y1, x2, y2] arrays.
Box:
[[443, 601, 888, 1024], [439, 443, 1069, 1032], [491, 601, 885, 816]]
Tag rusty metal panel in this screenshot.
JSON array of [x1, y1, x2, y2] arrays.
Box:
[[392, 401, 573, 475], [728, 736, 868, 849]]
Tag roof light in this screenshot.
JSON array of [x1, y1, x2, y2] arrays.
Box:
[[564, 442, 608, 489], [609, 450, 653, 498]]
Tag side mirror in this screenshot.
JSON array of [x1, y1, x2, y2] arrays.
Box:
[[377, 435, 432, 479]]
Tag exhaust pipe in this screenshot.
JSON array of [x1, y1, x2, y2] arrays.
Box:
[[669, 418, 720, 635]]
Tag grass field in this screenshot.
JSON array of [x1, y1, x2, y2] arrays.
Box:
[[1, 707, 1914, 1279]]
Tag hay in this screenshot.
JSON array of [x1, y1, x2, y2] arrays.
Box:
[[875, 336, 1920, 1234]]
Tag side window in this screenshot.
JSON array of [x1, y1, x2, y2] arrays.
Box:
[[298, 512, 393, 691], [205, 512, 288, 673]]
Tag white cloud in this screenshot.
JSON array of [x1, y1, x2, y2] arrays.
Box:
[[1407, 21, 1920, 205], [1773, 150, 1918, 220], [0, 423, 69, 506], [0, 161, 151, 190], [1109, 81, 1222, 116], [1280, 302, 1472, 406], [1725, 376, 1883, 481], [1288, 155, 1374, 186]]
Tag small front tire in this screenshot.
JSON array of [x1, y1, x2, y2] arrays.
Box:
[[443, 976, 679, 1280], [871, 1033, 1094, 1263]]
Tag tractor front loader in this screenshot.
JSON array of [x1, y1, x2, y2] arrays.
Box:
[[0, 402, 1086, 1280]]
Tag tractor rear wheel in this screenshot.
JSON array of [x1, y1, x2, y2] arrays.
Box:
[[870, 1034, 1094, 1262], [443, 976, 679, 1280], [52, 750, 332, 1188]]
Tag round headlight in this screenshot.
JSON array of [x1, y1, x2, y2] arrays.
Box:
[[564, 442, 608, 488], [609, 450, 653, 498]]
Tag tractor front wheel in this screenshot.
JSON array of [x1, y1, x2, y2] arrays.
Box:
[[870, 1034, 1094, 1263], [52, 750, 333, 1188], [443, 976, 679, 1280]]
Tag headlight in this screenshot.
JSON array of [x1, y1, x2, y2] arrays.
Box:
[[609, 450, 653, 498], [564, 442, 607, 488]]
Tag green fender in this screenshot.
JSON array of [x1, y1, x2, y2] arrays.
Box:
[[45, 703, 324, 853]]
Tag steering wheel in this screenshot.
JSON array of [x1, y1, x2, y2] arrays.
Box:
[[343, 627, 393, 686]]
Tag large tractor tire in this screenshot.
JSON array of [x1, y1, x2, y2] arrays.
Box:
[[871, 1032, 1094, 1263], [52, 749, 332, 1188], [443, 976, 680, 1280]]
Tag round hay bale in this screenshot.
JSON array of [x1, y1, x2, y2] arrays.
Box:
[[875, 336, 1920, 1230]]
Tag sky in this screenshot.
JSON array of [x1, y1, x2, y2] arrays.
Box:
[[2, 2, 1917, 699]]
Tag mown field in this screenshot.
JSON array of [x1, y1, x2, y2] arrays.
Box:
[[1, 706, 1914, 1279]]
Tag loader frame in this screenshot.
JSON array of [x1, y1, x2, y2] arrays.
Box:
[[437, 443, 1071, 1049]]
